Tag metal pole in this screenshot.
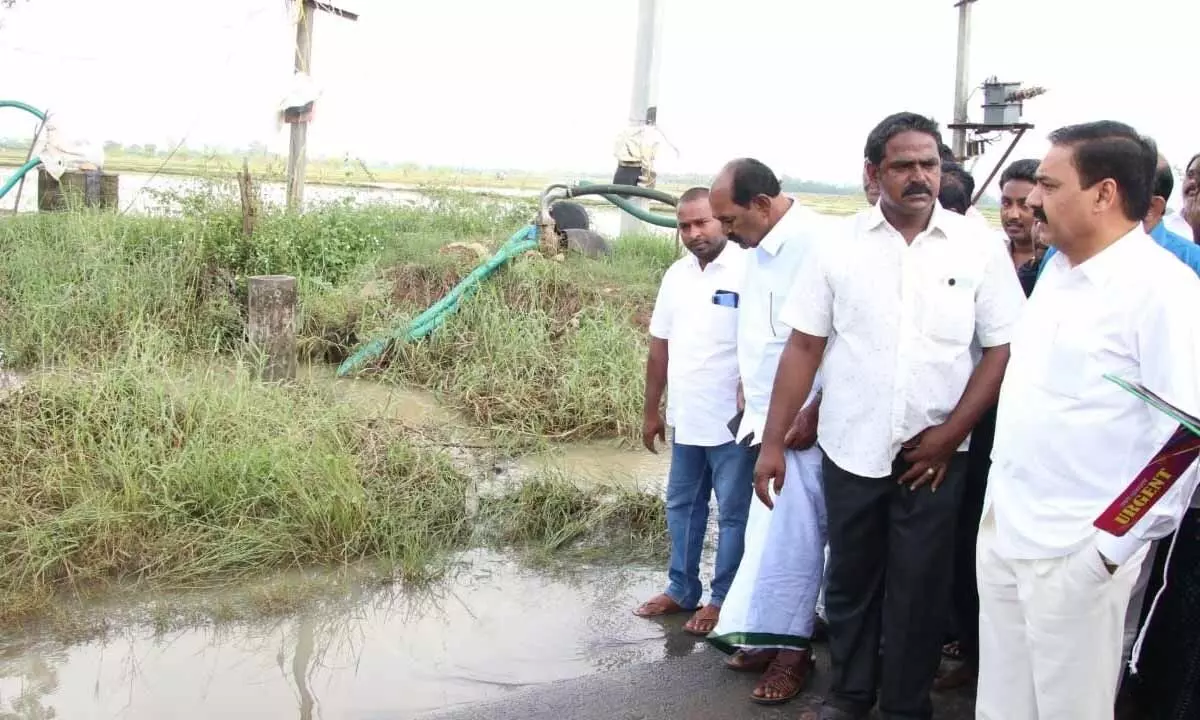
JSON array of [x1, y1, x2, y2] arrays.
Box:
[[951, 0, 975, 160], [620, 0, 664, 237], [286, 1, 315, 212], [971, 128, 1028, 206]]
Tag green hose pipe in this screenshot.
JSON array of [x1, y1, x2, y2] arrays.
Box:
[[570, 181, 679, 229], [0, 156, 40, 201], [408, 225, 534, 329], [572, 182, 679, 206], [598, 193, 677, 228], [0, 101, 47, 121], [337, 225, 538, 377]]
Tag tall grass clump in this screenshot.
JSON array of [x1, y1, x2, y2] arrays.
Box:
[[480, 471, 667, 564], [0, 211, 237, 366], [0, 334, 471, 618], [381, 235, 680, 441]]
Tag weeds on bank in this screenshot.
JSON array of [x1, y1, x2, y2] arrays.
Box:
[[479, 472, 668, 565], [0, 192, 675, 622], [0, 336, 472, 622]]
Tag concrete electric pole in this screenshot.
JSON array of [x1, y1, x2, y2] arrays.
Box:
[[951, 0, 977, 160], [620, 0, 665, 237]]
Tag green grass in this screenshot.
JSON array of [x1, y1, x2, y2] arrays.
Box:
[[0, 336, 472, 621], [0, 190, 675, 621], [479, 472, 667, 564]]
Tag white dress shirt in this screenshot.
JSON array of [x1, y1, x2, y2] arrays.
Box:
[[781, 202, 1025, 478], [1163, 208, 1194, 242], [987, 227, 1200, 565], [736, 200, 831, 444], [649, 242, 747, 447]]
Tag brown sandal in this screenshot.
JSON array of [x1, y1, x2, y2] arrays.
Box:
[[633, 593, 695, 618], [724, 648, 778, 673], [751, 649, 814, 706], [683, 605, 720, 636]]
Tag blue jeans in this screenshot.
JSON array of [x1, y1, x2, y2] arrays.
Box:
[[665, 440, 755, 609]]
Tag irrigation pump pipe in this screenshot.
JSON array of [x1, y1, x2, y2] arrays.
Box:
[[0, 101, 48, 202], [339, 182, 680, 377], [539, 182, 680, 232]]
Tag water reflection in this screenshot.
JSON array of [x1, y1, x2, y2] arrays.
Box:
[[0, 551, 696, 719]]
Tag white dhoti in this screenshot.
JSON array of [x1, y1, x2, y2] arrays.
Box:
[[708, 446, 827, 652]]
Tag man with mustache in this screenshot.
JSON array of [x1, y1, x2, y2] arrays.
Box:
[[1182, 153, 1200, 241], [1037, 152, 1200, 276], [704, 158, 832, 707], [935, 157, 1047, 692], [755, 112, 1025, 720], [634, 187, 753, 639], [976, 122, 1200, 720]]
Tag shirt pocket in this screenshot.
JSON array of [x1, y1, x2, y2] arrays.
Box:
[[706, 302, 739, 339], [920, 277, 976, 353], [1037, 329, 1089, 399]]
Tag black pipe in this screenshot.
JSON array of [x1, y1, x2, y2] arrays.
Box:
[[566, 183, 679, 207]]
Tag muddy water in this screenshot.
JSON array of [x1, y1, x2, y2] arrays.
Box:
[[0, 550, 710, 720], [0, 369, 690, 718], [301, 364, 672, 492]]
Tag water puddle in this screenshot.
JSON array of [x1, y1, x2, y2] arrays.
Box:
[[511, 441, 669, 493], [0, 550, 704, 719], [299, 364, 671, 493]]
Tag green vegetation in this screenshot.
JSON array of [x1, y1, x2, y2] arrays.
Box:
[[0, 189, 671, 621], [480, 474, 667, 564]]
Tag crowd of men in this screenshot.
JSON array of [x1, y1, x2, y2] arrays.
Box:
[[632, 111, 1200, 720]]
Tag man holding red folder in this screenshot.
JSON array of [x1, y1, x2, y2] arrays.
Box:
[[976, 122, 1200, 720]]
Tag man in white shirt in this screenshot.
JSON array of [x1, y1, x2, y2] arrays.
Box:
[[976, 121, 1200, 720], [755, 112, 1025, 720], [633, 187, 754, 638], [702, 158, 830, 707]]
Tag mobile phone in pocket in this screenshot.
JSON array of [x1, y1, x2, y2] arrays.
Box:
[[712, 290, 739, 308]]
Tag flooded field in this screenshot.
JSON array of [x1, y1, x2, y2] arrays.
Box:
[[0, 166, 675, 239]]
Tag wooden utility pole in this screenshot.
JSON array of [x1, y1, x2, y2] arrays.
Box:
[[285, 1, 358, 211], [951, 0, 977, 160]]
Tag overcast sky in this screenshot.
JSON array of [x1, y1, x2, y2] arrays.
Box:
[[1, 0, 1195, 201]]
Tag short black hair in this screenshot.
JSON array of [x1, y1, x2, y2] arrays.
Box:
[[678, 186, 710, 204], [939, 143, 957, 164], [864, 112, 945, 166], [939, 162, 975, 214], [724, 158, 782, 207], [1046, 121, 1156, 221], [999, 159, 1039, 189], [1153, 162, 1173, 201]]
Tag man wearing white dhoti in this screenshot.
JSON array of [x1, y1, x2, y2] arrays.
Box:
[[705, 158, 831, 707]]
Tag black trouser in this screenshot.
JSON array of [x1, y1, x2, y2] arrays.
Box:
[[612, 163, 642, 186], [948, 405, 996, 664], [823, 451, 968, 720], [1131, 508, 1200, 720]]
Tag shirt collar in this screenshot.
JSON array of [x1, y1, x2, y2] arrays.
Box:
[[758, 198, 797, 256], [685, 240, 738, 270], [1073, 225, 1147, 286], [865, 199, 951, 239]]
